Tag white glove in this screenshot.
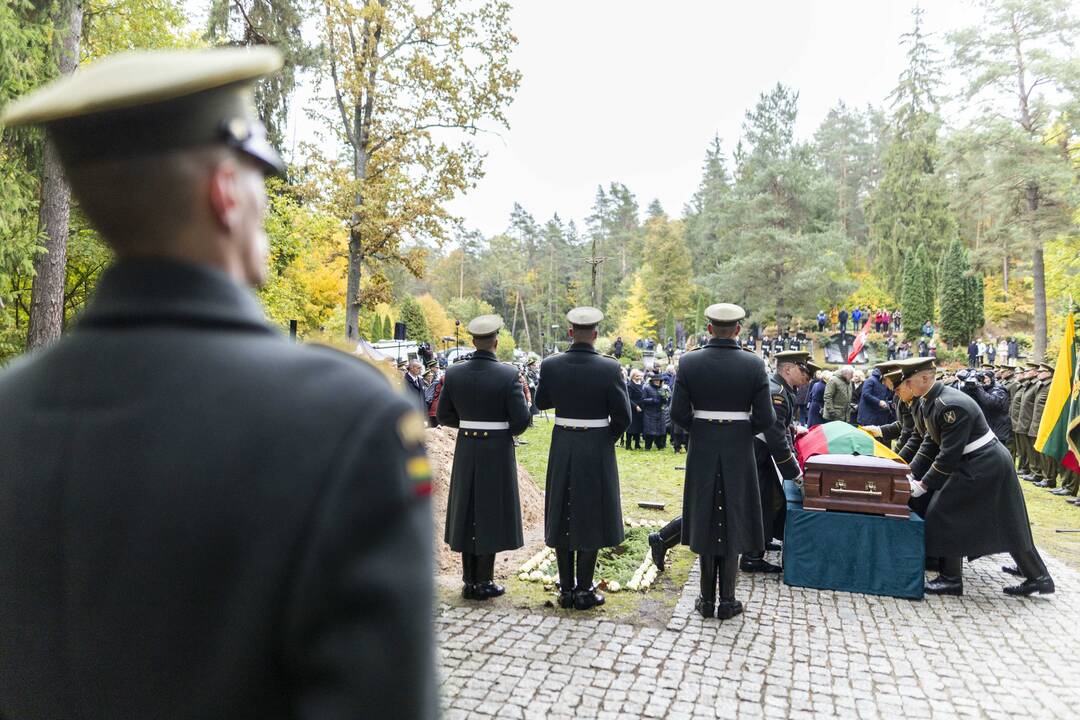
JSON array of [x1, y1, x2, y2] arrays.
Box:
[[863, 425, 881, 438], [908, 478, 927, 498]]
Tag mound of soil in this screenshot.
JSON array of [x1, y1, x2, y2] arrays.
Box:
[[425, 426, 546, 578]]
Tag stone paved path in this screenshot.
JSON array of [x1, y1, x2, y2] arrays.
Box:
[[437, 552, 1080, 719]]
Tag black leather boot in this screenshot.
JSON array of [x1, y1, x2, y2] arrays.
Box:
[[740, 551, 781, 573], [649, 516, 682, 572], [473, 553, 504, 600], [716, 554, 743, 620], [573, 550, 604, 610], [461, 553, 477, 600], [925, 556, 963, 596], [555, 549, 575, 608], [695, 555, 717, 618], [1004, 549, 1055, 596]]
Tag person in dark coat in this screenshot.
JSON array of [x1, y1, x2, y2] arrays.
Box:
[[0, 47, 435, 720], [640, 373, 669, 450], [670, 303, 775, 620], [961, 370, 1013, 447], [807, 373, 827, 427], [436, 315, 532, 601], [903, 360, 1054, 597], [625, 368, 645, 449], [794, 380, 811, 426], [668, 365, 689, 453], [535, 307, 632, 611], [857, 367, 894, 426], [838, 308, 848, 335], [967, 340, 978, 367], [613, 336, 624, 358], [403, 358, 427, 404], [867, 366, 919, 460], [742, 350, 819, 574]]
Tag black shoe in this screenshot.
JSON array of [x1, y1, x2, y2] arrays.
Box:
[[1001, 565, 1022, 577], [715, 600, 744, 620], [573, 588, 605, 610], [473, 581, 505, 600], [1004, 576, 1055, 596], [766, 541, 782, 552], [740, 557, 782, 573], [1034, 480, 1055, 488], [462, 583, 477, 600], [925, 575, 963, 596], [557, 590, 575, 609], [648, 532, 667, 572], [694, 596, 714, 618], [1051, 488, 1072, 495]]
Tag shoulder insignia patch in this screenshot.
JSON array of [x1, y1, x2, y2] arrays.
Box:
[[772, 394, 785, 406], [397, 410, 428, 447], [942, 409, 956, 425]]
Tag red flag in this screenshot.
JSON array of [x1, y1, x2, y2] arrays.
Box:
[[846, 316, 873, 363]]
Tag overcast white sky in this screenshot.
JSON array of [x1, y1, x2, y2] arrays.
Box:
[[192, 0, 983, 238]]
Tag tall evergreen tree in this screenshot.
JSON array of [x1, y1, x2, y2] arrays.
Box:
[[397, 295, 431, 344], [938, 239, 972, 346], [683, 134, 731, 263], [369, 314, 382, 341], [866, 7, 955, 294], [383, 315, 393, 340], [640, 217, 693, 330], [900, 244, 935, 340]]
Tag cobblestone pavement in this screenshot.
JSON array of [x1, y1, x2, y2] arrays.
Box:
[[437, 552, 1080, 719]]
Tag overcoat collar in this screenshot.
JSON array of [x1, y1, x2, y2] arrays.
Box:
[[566, 342, 598, 354], [771, 372, 793, 394], [705, 338, 738, 349], [78, 258, 274, 334], [924, 381, 945, 402], [470, 349, 498, 362]]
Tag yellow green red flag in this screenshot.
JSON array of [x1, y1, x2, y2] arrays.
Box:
[[1035, 311, 1079, 473]]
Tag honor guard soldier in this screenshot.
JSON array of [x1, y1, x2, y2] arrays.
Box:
[[741, 350, 820, 573], [437, 315, 532, 600], [670, 303, 777, 619], [535, 307, 632, 610], [901, 359, 1054, 597], [0, 49, 435, 719], [862, 361, 917, 457]]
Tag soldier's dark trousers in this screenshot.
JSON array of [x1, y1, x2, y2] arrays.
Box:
[[656, 516, 682, 551], [670, 430, 687, 452], [1010, 548, 1051, 581], [461, 553, 495, 586], [699, 552, 738, 602], [555, 549, 600, 591]]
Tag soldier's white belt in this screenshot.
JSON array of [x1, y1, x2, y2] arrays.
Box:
[[963, 429, 996, 455], [693, 411, 751, 421], [459, 421, 510, 430], [553, 417, 610, 428]]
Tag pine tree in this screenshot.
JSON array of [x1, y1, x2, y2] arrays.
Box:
[[965, 274, 984, 340], [383, 315, 393, 340], [369, 314, 382, 341], [397, 295, 431, 344], [900, 244, 935, 341], [640, 217, 693, 329], [938, 239, 970, 346]]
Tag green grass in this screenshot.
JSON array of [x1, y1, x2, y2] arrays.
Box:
[[1020, 481, 1080, 572]]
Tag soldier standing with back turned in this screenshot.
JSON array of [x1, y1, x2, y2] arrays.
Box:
[[670, 303, 776, 619], [437, 315, 532, 600], [535, 307, 632, 610]]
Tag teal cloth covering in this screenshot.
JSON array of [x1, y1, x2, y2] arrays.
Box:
[[782, 502, 925, 600]]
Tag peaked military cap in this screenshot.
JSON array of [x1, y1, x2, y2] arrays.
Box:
[[773, 350, 809, 363], [883, 369, 904, 387], [875, 360, 902, 373], [1, 46, 285, 176], [1039, 363, 1055, 373], [566, 306, 603, 327], [466, 314, 503, 338], [704, 303, 745, 324], [896, 357, 935, 381]]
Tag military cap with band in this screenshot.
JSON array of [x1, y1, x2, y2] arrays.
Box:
[[1, 47, 285, 176], [896, 357, 936, 381], [1039, 363, 1055, 373], [704, 303, 745, 324], [566, 306, 603, 327], [773, 350, 820, 376], [883, 369, 904, 387], [466, 314, 503, 338]]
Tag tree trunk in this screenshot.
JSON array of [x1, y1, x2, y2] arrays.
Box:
[[26, 0, 82, 350], [1002, 253, 1009, 301], [518, 293, 532, 351], [458, 248, 464, 299], [1032, 241, 1047, 362], [345, 225, 363, 340]]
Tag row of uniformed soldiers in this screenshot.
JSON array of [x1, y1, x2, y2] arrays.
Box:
[[1005, 363, 1080, 502]]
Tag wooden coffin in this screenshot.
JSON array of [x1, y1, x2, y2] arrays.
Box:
[[802, 454, 911, 519]]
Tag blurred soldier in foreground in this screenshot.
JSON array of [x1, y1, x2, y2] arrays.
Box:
[[437, 315, 531, 600], [901, 360, 1054, 597], [0, 48, 434, 719], [535, 307, 631, 610], [670, 303, 775, 619]]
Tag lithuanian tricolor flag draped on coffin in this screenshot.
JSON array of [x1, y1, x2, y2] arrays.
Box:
[[1035, 310, 1080, 473]]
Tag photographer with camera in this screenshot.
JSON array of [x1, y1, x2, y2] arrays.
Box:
[[958, 367, 1012, 446]]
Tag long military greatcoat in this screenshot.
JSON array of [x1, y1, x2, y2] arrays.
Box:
[[670, 338, 776, 556], [879, 398, 915, 459], [535, 343, 632, 550], [437, 350, 532, 554], [0, 260, 435, 720], [914, 382, 1036, 558]]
